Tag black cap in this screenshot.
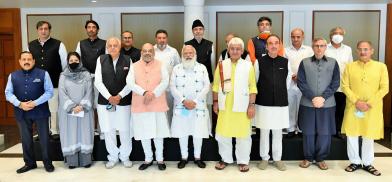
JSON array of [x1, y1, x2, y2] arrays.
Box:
[[192, 19, 204, 29]]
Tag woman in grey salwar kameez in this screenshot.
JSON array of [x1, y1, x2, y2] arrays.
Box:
[[58, 52, 94, 169]]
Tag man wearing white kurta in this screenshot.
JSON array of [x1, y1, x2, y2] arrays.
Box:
[[171, 45, 210, 169], [284, 28, 313, 136], [325, 27, 353, 138], [154, 29, 181, 124], [254, 35, 292, 171], [95, 37, 133, 169], [128, 43, 171, 171]]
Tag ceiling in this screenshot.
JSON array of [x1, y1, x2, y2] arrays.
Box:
[[0, 0, 390, 8]]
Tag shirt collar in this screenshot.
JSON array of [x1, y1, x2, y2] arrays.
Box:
[[38, 37, 51, 46], [311, 55, 328, 62], [289, 44, 306, 51]]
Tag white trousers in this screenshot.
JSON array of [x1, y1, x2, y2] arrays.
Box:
[[179, 137, 203, 159], [49, 88, 59, 134], [104, 129, 132, 162], [260, 129, 283, 161], [288, 85, 302, 132], [347, 136, 374, 166], [216, 134, 252, 164], [141, 138, 164, 162]]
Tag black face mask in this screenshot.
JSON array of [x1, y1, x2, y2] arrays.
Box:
[[69, 62, 79, 70]]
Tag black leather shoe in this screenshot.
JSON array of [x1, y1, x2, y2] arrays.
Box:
[[158, 163, 166, 170], [16, 165, 37, 174], [285, 132, 296, 138], [44, 164, 55, 172], [194, 160, 206, 168], [177, 160, 188, 169], [138, 162, 153, 170], [68, 166, 76, 169], [84, 164, 92, 168]]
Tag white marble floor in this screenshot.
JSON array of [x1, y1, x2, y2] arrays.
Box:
[[0, 158, 391, 182]]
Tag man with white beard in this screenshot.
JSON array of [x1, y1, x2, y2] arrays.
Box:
[[128, 43, 171, 171], [170, 45, 210, 169]]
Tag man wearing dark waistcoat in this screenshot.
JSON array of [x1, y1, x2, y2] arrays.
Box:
[[297, 37, 340, 170], [247, 16, 284, 64], [94, 37, 133, 169], [76, 20, 106, 75], [121, 31, 141, 62], [5, 51, 54, 173], [28, 20, 67, 136]]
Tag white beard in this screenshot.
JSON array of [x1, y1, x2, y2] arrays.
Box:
[[182, 57, 196, 69]]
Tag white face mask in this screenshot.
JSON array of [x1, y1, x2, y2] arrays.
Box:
[[332, 34, 344, 44]]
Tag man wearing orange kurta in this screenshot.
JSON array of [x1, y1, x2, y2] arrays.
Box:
[[128, 43, 170, 171], [342, 41, 389, 176], [213, 37, 257, 172]]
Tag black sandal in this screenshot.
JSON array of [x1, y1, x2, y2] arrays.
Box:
[[363, 165, 381, 176], [345, 163, 362, 172]]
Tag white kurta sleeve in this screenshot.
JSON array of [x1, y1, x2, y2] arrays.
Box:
[[127, 64, 146, 96], [153, 63, 169, 97], [286, 62, 293, 89], [59, 42, 68, 71], [211, 45, 216, 74], [254, 59, 260, 82], [170, 66, 185, 106], [75, 41, 81, 55], [193, 65, 210, 106], [94, 57, 112, 100]]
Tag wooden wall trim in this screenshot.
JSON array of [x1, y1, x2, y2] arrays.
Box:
[[384, 3, 392, 128]]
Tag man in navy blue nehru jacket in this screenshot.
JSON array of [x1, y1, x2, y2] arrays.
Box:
[[5, 51, 54, 173]]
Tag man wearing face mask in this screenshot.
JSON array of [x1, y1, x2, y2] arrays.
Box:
[[154, 29, 181, 123], [94, 37, 133, 169], [170, 45, 211, 169], [218, 33, 250, 62], [325, 27, 353, 139], [5, 51, 54, 173], [247, 16, 284, 65], [128, 43, 170, 171]]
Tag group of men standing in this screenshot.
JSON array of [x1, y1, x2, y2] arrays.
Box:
[[4, 16, 388, 177]]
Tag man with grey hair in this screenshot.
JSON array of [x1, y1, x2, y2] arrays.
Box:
[[128, 43, 170, 171], [213, 37, 257, 172], [95, 37, 133, 169], [325, 26, 353, 139], [297, 37, 340, 170], [170, 45, 211, 169]]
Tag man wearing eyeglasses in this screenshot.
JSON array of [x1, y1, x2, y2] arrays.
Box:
[[341, 41, 388, 176], [297, 38, 340, 170]]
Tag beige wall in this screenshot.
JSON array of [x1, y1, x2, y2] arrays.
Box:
[[27, 14, 92, 52], [313, 11, 380, 60], [121, 13, 184, 52], [216, 12, 283, 57]]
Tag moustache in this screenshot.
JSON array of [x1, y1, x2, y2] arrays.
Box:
[[24, 63, 30, 66]]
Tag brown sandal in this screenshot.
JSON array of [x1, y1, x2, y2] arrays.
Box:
[[238, 164, 249, 172], [317, 161, 328, 170], [215, 161, 228, 170], [299, 160, 311, 168]]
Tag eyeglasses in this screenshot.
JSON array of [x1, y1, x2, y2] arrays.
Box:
[[313, 45, 326, 48]]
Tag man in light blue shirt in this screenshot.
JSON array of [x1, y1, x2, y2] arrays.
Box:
[[5, 51, 54, 173]]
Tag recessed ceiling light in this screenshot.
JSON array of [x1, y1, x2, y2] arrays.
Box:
[[91, 0, 97, 3]]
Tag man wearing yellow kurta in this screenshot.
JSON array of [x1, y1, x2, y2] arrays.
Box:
[[341, 41, 389, 176], [212, 37, 257, 172]]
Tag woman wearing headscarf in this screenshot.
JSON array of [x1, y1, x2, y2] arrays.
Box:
[[58, 52, 94, 169]]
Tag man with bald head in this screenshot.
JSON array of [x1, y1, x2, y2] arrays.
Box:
[[284, 28, 313, 137], [171, 45, 211, 169], [128, 43, 170, 171], [95, 37, 133, 169]]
